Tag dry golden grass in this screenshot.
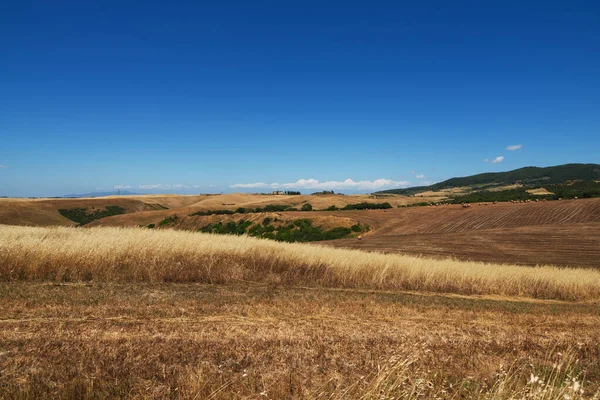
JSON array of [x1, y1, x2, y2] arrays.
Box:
[[129, 194, 209, 209], [0, 283, 598, 399], [2, 224, 600, 301], [528, 188, 554, 195]]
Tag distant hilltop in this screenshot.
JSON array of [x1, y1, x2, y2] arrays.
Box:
[[375, 163, 600, 196]]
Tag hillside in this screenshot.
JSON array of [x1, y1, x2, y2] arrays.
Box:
[[0, 195, 206, 227], [376, 163, 600, 195], [0, 197, 168, 227], [0, 193, 443, 228]]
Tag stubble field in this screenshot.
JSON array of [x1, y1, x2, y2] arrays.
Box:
[[1, 225, 600, 398]]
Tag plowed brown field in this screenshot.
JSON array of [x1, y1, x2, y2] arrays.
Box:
[[321, 198, 600, 234], [324, 198, 600, 268]]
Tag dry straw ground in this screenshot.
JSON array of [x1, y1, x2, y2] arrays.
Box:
[[1, 225, 600, 399]]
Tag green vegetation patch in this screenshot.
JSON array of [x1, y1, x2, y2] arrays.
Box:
[[450, 188, 545, 204], [322, 202, 393, 211], [341, 202, 392, 210], [311, 190, 336, 195], [199, 218, 366, 243], [58, 206, 127, 226], [189, 209, 234, 216], [188, 203, 313, 217], [450, 181, 600, 204], [545, 181, 600, 199], [190, 202, 395, 217], [158, 215, 179, 226]]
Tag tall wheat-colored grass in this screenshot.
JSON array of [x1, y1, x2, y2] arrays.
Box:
[[1, 224, 599, 301]]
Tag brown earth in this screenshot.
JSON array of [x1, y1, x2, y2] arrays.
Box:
[[326, 223, 600, 268], [324, 198, 600, 268]]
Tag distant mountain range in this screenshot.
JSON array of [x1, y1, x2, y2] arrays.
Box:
[[375, 163, 600, 195], [63, 190, 141, 198]]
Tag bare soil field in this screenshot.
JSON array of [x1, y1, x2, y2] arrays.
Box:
[[327, 223, 600, 268], [324, 198, 600, 235], [323, 198, 600, 268]]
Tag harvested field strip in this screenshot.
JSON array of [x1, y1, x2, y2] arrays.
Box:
[[2, 225, 600, 301], [1, 283, 599, 398]]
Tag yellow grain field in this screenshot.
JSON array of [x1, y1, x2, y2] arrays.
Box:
[[2, 224, 600, 301]]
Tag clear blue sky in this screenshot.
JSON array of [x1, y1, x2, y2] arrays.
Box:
[[1, 0, 599, 196]]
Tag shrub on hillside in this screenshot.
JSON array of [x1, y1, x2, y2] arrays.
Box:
[[158, 215, 179, 226], [197, 217, 355, 243], [341, 202, 392, 210], [58, 205, 127, 225]]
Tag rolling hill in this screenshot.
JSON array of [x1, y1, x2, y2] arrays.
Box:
[[375, 163, 600, 195]]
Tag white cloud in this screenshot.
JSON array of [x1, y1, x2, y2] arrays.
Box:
[[416, 174, 425, 179], [484, 158, 489, 162], [229, 182, 270, 189], [139, 184, 164, 190], [231, 178, 410, 191], [0, 165, 8, 169], [114, 185, 131, 189], [139, 184, 184, 190], [137, 184, 204, 190], [491, 156, 504, 164], [410, 170, 417, 174], [506, 144, 522, 151]]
